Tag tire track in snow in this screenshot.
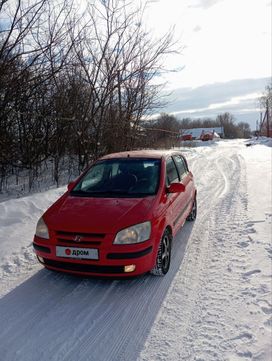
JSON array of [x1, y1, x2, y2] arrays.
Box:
[[0, 223, 192, 361], [138, 146, 265, 361], [180, 153, 246, 359], [138, 146, 233, 360]]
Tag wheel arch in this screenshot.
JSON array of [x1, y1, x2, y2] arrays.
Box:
[[150, 224, 173, 276], [165, 225, 173, 239], [151, 222, 172, 262]]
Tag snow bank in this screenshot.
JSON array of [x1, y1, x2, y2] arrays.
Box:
[[246, 136, 272, 148], [0, 187, 66, 295]]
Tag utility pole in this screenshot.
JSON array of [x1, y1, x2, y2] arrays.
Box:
[[266, 99, 270, 137]]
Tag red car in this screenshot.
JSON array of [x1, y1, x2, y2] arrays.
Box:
[[33, 150, 197, 277]]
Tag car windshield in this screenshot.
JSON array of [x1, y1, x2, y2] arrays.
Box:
[[71, 158, 161, 198]]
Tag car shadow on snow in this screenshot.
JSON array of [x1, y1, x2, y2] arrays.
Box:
[[0, 222, 194, 361]]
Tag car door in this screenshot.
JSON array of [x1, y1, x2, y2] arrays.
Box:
[[172, 154, 194, 225], [165, 156, 187, 233]]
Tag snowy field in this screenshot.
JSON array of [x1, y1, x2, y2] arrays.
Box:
[[0, 139, 271, 361]]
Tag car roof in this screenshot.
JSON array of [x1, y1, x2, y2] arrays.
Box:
[[100, 149, 183, 160]]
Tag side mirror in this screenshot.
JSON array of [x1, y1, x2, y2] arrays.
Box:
[[67, 181, 76, 191], [167, 182, 185, 193]]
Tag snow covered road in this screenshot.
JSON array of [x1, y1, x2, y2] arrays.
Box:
[[0, 140, 271, 361]]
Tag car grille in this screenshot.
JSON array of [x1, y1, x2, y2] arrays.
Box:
[[55, 230, 105, 246], [44, 259, 124, 274]]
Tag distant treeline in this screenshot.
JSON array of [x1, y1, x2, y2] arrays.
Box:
[[143, 113, 251, 148]]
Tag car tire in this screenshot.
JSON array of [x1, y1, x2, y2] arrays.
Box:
[[150, 229, 172, 276], [187, 196, 197, 221]]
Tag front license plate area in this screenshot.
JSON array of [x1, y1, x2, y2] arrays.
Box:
[[56, 246, 99, 260]]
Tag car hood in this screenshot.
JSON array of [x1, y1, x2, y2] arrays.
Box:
[[44, 194, 156, 234]]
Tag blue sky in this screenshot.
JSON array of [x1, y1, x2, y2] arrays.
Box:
[[144, 0, 271, 129]]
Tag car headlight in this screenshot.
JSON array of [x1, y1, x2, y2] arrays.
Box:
[[35, 217, 49, 239], [113, 221, 151, 245]]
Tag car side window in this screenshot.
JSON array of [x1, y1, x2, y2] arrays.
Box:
[[173, 155, 188, 179], [166, 158, 179, 185]]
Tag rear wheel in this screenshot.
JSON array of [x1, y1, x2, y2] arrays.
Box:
[[150, 229, 172, 276], [187, 196, 197, 221]]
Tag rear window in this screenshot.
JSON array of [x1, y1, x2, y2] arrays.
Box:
[[71, 158, 161, 198]]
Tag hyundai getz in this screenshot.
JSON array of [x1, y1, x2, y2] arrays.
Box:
[[33, 150, 197, 277]]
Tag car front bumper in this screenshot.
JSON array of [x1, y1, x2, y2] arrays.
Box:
[[33, 237, 155, 277]]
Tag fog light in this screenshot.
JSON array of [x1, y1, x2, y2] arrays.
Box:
[[37, 256, 44, 264], [124, 264, 136, 273]]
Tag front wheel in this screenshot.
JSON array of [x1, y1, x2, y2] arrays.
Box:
[[187, 197, 197, 221], [150, 229, 172, 276]]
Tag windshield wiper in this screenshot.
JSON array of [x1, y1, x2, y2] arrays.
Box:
[[71, 189, 154, 197], [70, 189, 86, 194], [88, 190, 130, 196], [70, 189, 128, 196]]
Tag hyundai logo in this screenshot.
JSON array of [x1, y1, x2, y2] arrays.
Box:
[[74, 235, 82, 242]]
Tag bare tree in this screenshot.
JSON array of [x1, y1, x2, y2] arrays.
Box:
[[0, 0, 178, 193], [237, 121, 251, 138], [68, 0, 176, 162], [260, 83, 272, 110], [0, 0, 81, 189]]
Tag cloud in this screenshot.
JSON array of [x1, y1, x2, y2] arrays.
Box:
[[193, 25, 202, 32], [160, 77, 269, 129], [189, 0, 223, 9]]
